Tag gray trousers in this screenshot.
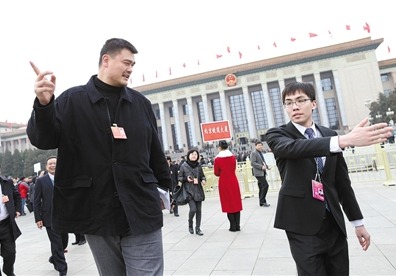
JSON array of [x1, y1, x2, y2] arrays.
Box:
[[86, 228, 163, 276]]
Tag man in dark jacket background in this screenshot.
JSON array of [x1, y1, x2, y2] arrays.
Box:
[[27, 38, 171, 276], [0, 175, 22, 276]]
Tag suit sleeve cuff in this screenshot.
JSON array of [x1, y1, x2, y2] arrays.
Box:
[[350, 219, 365, 228], [330, 136, 343, 153]]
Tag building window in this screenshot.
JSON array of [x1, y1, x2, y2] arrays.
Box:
[[169, 106, 174, 118], [211, 98, 223, 121], [381, 74, 389, 82], [185, 122, 192, 149], [171, 124, 178, 151], [154, 108, 160, 120], [268, 87, 285, 126], [251, 90, 268, 129], [325, 98, 339, 130], [321, 78, 333, 91], [182, 104, 188, 115], [229, 94, 248, 132], [197, 101, 205, 124]]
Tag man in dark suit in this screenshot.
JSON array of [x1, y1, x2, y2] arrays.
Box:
[[34, 156, 68, 276], [0, 175, 22, 276], [250, 141, 270, 207], [265, 82, 393, 275], [167, 156, 179, 217]]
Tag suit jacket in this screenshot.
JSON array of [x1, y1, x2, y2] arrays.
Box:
[[265, 122, 363, 236], [33, 174, 53, 226], [0, 176, 22, 240], [250, 150, 267, 177]]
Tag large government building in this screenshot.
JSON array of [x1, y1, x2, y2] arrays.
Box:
[[1, 37, 396, 155]]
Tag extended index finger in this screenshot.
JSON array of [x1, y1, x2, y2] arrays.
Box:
[[29, 61, 40, 76]]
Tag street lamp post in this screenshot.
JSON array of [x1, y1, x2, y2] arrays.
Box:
[[386, 108, 394, 126]]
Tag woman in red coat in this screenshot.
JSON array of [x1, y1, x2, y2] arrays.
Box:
[[214, 140, 243, 231]]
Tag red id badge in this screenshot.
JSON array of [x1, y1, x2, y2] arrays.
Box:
[[111, 125, 127, 139], [312, 180, 325, 202], [193, 178, 199, 184]]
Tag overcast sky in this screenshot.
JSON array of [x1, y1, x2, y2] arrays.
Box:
[[0, 0, 394, 124]]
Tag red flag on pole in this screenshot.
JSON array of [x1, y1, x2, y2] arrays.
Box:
[[169, 67, 172, 75], [257, 45, 261, 50], [183, 62, 186, 68], [156, 71, 158, 78], [363, 22, 370, 33], [142, 74, 145, 82], [309, 33, 318, 38], [346, 25, 351, 30], [273, 42, 277, 48], [290, 37, 296, 42], [216, 54, 223, 59], [388, 46, 391, 53], [197, 59, 200, 65], [238, 51, 242, 59], [227, 46, 231, 53]]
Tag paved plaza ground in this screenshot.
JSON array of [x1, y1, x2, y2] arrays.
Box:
[[12, 181, 396, 275]]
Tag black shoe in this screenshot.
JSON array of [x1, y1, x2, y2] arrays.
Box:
[[78, 240, 86, 245], [72, 241, 79, 245], [189, 226, 194, 234], [49, 256, 54, 264], [195, 228, 203, 236], [59, 271, 67, 276], [262, 203, 270, 207], [174, 213, 179, 217]]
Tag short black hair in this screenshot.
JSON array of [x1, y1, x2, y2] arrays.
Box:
[[282, 82, 316, 103], [46, 156, 57, 163], [99, 38, 138, 66], [218, 140, 228, 150], [255, 141, 263, 146]]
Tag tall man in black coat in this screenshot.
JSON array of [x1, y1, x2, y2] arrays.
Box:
[[265, 82, 393, 275], [0, 175, 22, 276], [34, 157, 68, 276], [27, 38, 171, 276]]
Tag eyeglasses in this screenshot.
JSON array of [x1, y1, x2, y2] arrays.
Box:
[[283, 98, 311, 109]]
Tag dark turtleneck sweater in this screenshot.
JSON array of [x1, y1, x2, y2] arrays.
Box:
[[94, 76, 122, 124]]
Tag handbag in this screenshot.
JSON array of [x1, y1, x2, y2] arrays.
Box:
[[173, 184, 191, 205]]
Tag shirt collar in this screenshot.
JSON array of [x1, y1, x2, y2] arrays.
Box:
[[292, 121, 319, 137]]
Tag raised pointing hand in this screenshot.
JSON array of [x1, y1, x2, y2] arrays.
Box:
[[29, 61, 56, 106]]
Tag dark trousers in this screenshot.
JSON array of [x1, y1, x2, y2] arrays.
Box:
[[255, 176, 269, 204], [74, 233, 86, 243], [286, 212, 349, 276], [45, 227, 68, 274], [188, 200, 202, 228], [0, 218, 16, 276]]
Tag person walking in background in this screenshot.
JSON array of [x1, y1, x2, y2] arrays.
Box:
[[27, 38, 171, 276], [17, 177, 29, 216], [166, 156, 179, 217], [250, 141, 270, 207], [0, 175, 22, 276], [178, 149, 206, 236], [34, 156, 68, 276], [71, 233, 86, 246], [213, 140, 243, 232], [265, 81, 393, 275]]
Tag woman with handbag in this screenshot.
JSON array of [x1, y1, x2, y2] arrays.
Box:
[[178, 149, 206, 236]]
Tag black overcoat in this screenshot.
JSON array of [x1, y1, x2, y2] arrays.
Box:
[[27, 76, 171, 235]]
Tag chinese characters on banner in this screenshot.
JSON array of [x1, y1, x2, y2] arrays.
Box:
[[200, 120, 232, 143]]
